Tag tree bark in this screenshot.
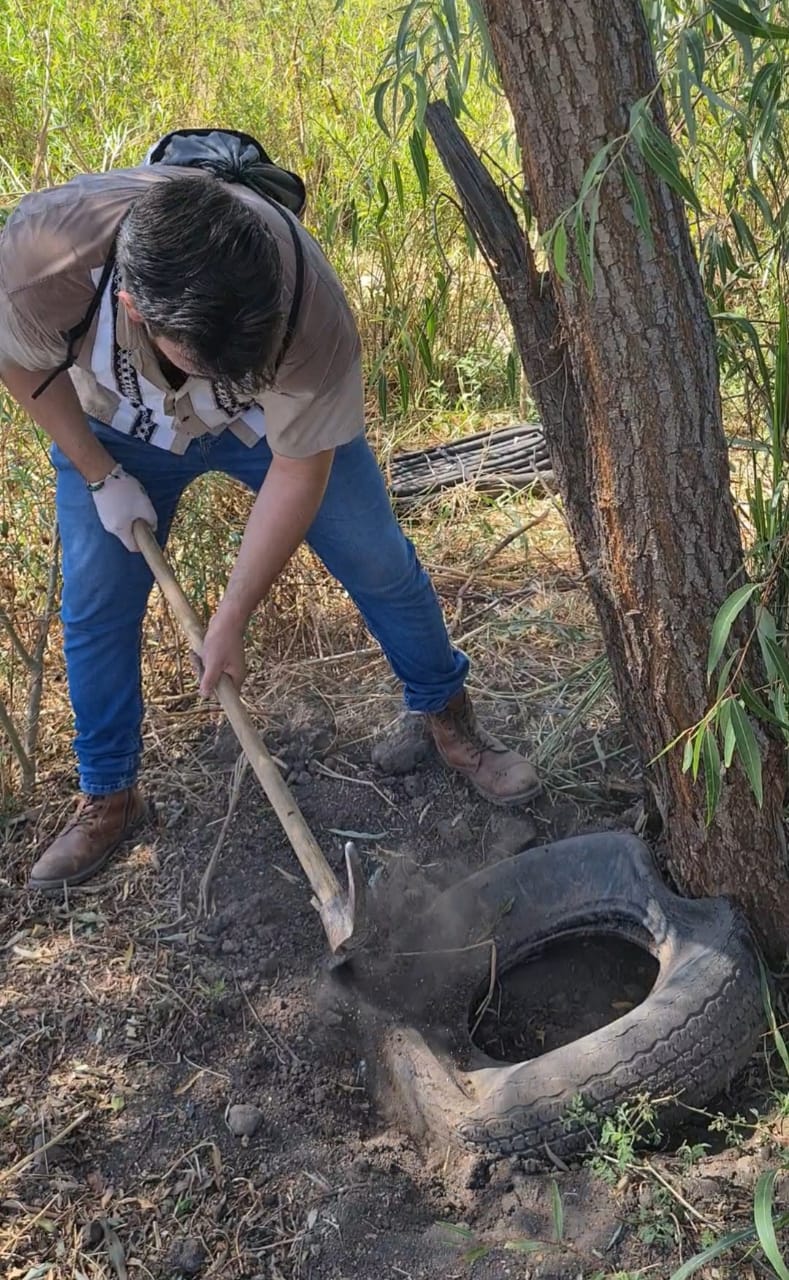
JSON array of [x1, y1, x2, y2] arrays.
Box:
[[459, 0, 789, 956]]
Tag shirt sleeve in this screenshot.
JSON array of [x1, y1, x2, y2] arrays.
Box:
[[0, 187, 103, 373], [261, 355, 365, 458], [0, 268, 70, 371]]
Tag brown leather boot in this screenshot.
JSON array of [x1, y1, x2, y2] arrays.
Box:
[[427, 691, 541, 806], [29, 788, 147, 891]]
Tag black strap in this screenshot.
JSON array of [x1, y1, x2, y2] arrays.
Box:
[[31, 244, 118, 400], [273, 203, 305, 373]]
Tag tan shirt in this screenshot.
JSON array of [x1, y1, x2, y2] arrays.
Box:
[[0, 166, 364, 457]]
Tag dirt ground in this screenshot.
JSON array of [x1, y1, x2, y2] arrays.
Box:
[[1, 695, 787, 1280]]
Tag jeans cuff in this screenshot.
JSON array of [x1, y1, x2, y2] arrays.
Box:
[[403, 672, 468, 714], [78, 772, 138, 796]]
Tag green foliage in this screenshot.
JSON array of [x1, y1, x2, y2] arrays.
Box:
[[592, 1097, 662, 1180], [372, 0, 499, 137], [436, 1220, 543, 1267], [560, 1093, 662, 1181], [0, 0, 520, 428], [760, 959, 789, 1079], [666, 966, 789, 1280], [675, 1140, 710, 1170], [710, 0, 789, 41], [668, 1221, 766, 1279], [550, 1177, 564, 1243], [679, 292, 789, 815], [668, 1189, 789, 1279], [754, 1169, 789, 1280]]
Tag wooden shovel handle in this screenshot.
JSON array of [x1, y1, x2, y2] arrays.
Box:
[[133, 520, 341, 907]]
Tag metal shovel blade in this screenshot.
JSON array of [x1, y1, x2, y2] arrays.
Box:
[[313, 842, 368, 956]]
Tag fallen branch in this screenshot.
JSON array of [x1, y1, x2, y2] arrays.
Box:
[[0, 522, 60, 793], [199, 751, 249, 915], [469, 941, 498, 1039], [452, 511, 551, 626], [0, 695, 33, 787], [0, 602, 36, 672], [24, 524, 61, 773], [0, 1109, 91, 1188]]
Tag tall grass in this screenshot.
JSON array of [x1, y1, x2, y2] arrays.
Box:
[[0, 0, 516, 418]]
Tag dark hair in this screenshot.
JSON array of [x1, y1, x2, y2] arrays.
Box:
[[116, 175, 283, 389]]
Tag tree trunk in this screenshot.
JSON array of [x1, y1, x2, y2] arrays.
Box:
[[466, 0, 789, 957]]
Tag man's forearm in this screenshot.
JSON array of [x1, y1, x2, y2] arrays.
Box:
[[0, 362, 114, 483], [219, 449, 334, 626]]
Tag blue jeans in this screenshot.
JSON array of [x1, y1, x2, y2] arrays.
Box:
[[52, 422, 468, 794]]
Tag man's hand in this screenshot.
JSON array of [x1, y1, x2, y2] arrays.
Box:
[[91, 465, 158, 551], [199, 610, 247, 697]]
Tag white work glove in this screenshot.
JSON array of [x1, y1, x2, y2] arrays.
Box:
[[89, 464, 158, 552]]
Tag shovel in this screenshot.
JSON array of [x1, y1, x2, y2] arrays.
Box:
[[133, 519, 367, 956]]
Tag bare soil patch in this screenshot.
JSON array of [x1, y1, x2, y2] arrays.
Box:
[[471, 936, 659, 1063], [0, 491, 785, 1278], [1, 708, 785, 1280]]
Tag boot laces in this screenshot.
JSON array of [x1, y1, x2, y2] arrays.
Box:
[[67, 795, 110, 831], [450, 700, 501, 755]]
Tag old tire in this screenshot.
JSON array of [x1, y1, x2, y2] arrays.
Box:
[[379, 832, 764, 1164]]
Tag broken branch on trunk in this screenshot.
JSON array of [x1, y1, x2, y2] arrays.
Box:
[[426, 63, 789, 957]]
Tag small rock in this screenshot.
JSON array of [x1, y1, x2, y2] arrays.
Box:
[[465, 1157, 490, 1190], [227, 1104, 264, 1137], [168, 1236, 207, 1276], [310, 726, 333, 754], [205, 912, 231, 938], [732, 1155, 758, 1187], [211, 722, 240, 765], [488, 1156, 519, 1190], [80, 1219, 105, 1250], [499, 1189, 521, 1216], [403, 773, 425, 798], [435, 814, 473, 846], [33, 1133, 68, 1171], [371, 713, 431, 775], [259, 955, 280, 978], [488, 813, 538, 856], [220, 937, 241, 955], [690, 1177, 724, 1204], [349, 1155, 372, 1178], [214, 994, 242, 1018]]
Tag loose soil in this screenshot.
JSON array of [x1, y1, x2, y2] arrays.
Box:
[[471, 936, 660, 1062], [0, 711, 786, 1280]]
